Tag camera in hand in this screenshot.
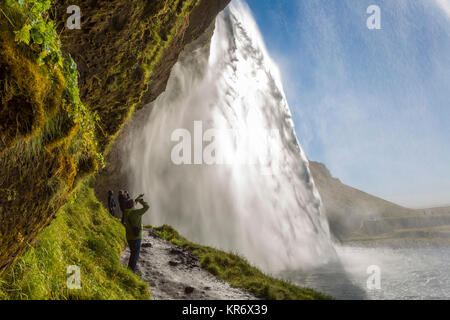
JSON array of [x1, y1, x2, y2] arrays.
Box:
[[135, 193, 144, 203]]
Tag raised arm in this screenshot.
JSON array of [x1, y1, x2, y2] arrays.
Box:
[[133, 201, 149, 216]]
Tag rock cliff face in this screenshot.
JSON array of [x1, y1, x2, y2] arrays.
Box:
[[54, 0, 230, 148], [0, 0, 230, 274]]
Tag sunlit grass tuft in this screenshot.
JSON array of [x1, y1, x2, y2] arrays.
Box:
[[0, 183, 150, 300]]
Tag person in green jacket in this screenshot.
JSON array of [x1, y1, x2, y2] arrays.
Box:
[[124, 195, 149, 272]]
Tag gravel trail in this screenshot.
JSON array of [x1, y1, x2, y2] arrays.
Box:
[[121, 229, 256, 300]]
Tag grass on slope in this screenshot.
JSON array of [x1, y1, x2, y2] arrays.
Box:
[[150, 225, 331, 300], [0, 0, 103, 273], [0, 183, 149, 300]]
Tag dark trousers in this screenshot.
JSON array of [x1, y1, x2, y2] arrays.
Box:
[[127, 239, 142, 272], [121, 210, 125, 225]]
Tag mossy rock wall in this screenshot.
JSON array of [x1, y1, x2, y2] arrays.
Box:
[[0, 28, 78, 273], [54, 0, 230, 149], [0, 0, 229, 274]]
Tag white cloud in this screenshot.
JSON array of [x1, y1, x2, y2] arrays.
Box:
[[434, 0, 450, 20]]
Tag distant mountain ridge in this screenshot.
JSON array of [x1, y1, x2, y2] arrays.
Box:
[[309, 161, 450, 241]]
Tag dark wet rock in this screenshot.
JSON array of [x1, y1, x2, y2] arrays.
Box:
[[185, 286, 195, 294], [169, 248, 184, 255], [169, 260, 179, 267], [147, 229, 159, 238], [167, 247, 197, 268]]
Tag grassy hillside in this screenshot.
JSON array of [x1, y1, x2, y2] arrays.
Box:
[[0, 182, 328, 300], [0, 183, 149, 300], [310, 161, 450, 245], [310, 161, 419, 239], [152, 225, 331, 300]]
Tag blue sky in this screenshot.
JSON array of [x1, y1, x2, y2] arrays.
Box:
[[245, 0, 450, 208]]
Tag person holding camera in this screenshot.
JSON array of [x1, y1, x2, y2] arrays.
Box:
[[124, 194, 149, 272]]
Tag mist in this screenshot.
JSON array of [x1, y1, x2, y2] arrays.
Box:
[[120, 0, 336, 272]]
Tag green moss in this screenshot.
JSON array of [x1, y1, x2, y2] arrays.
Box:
[[142, 0, 197, 73], [0, 183, 150, 300], [0, 0, 105, 273], [52, 0, 204, 150], [1, 0, 101, 161], [0, 0, 227, 276], [150, 225, 332, 300]]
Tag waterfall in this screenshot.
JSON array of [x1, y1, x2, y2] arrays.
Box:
[[122, 0, 336, 272]]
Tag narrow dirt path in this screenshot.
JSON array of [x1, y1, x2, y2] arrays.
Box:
[[121, 229, 257, 300]]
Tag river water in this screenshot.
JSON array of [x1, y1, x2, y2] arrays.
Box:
[[282, 246, 450, 300]]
